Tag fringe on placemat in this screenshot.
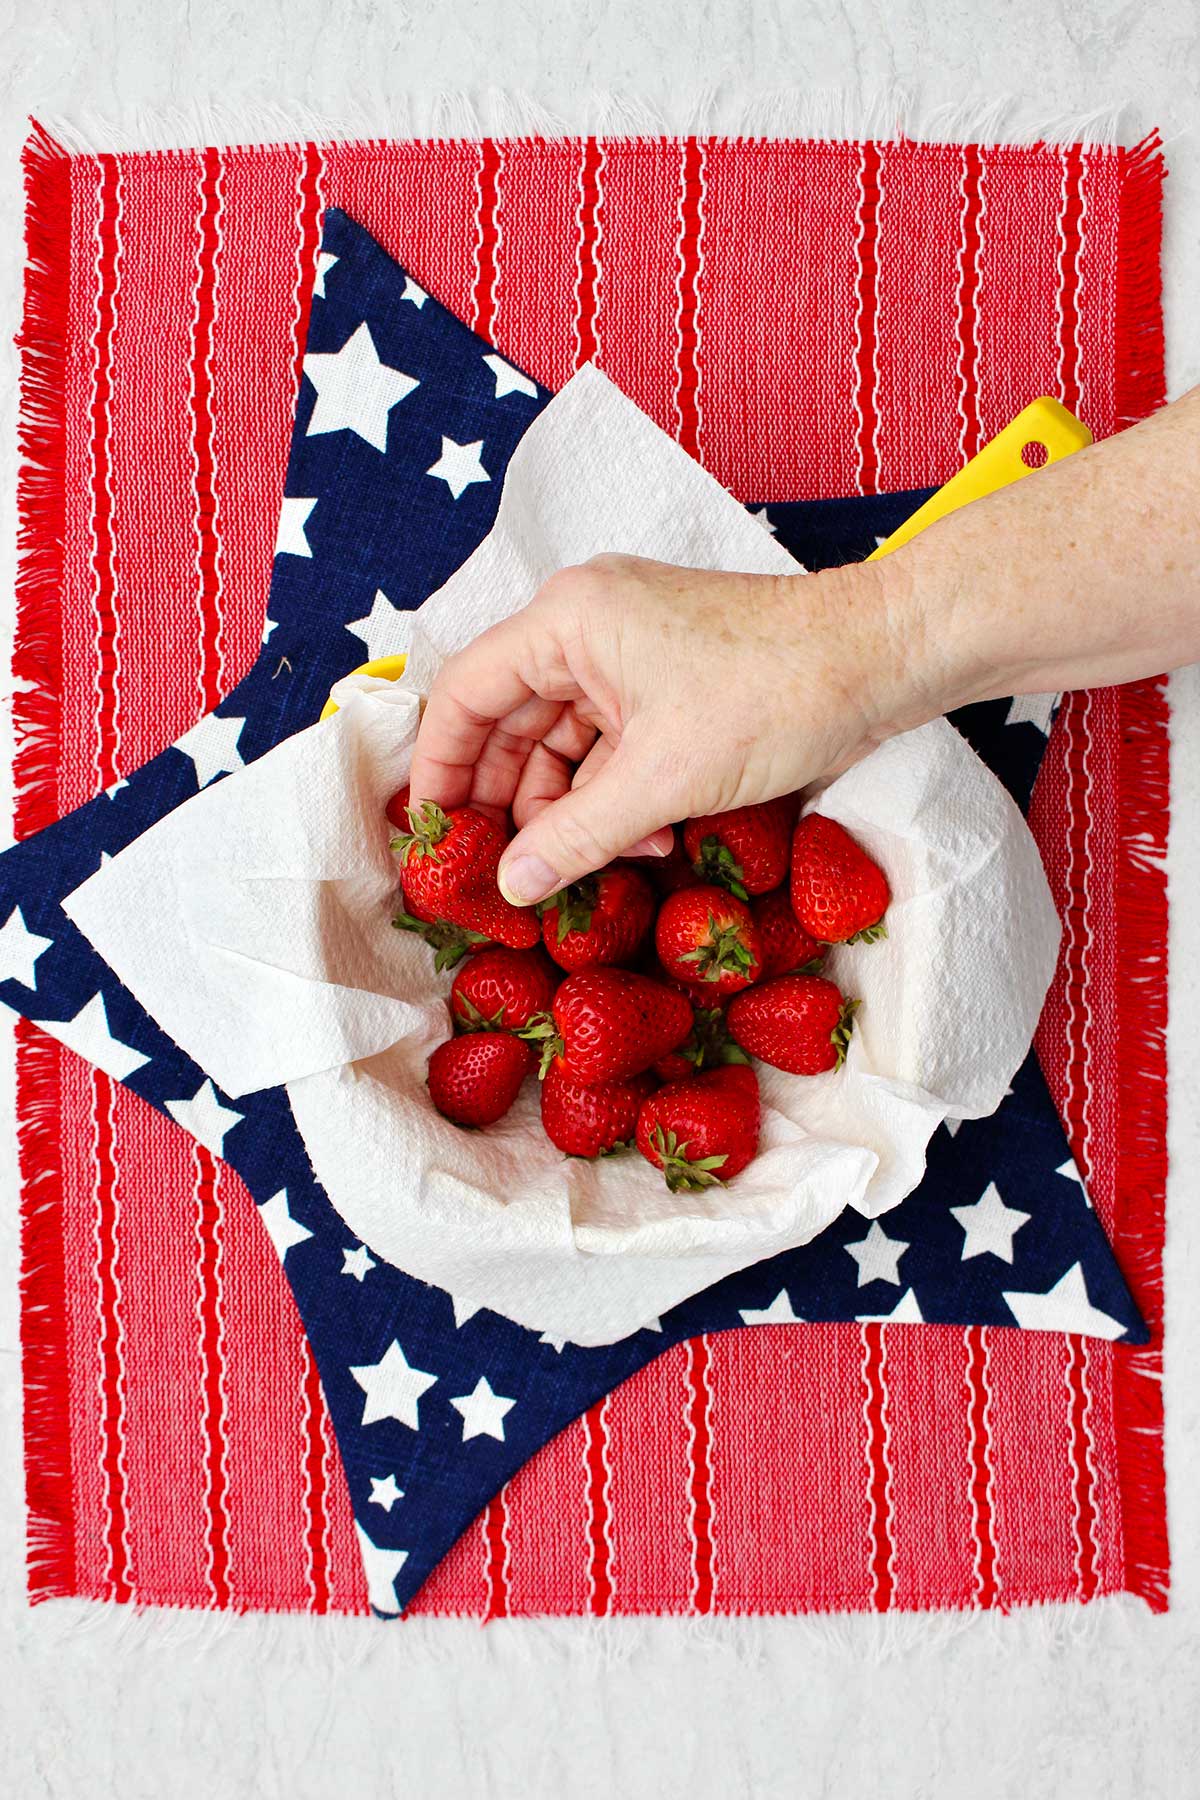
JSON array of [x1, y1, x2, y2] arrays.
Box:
[[16, 1018, 77, 1602], [1109, 128, 1169, 1616]]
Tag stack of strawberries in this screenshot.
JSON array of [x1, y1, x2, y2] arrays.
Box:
[[388, 788, 890, 1195]]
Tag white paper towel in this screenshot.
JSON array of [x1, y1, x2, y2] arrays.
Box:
[[64, 365, 1061, 1346]]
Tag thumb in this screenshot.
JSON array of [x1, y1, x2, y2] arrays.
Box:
[[498, 755, 674, 903]]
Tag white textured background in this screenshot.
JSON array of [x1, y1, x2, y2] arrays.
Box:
[[1, 5, 1199, 1797]]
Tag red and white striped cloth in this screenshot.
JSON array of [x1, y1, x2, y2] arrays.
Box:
[[16, 127, 1168, 1616]]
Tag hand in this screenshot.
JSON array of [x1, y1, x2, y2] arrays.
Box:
[[407, 552, 939, 905]]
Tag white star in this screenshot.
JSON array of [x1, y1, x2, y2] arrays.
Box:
[[350, 1340, 437, 1430], [303, 322, 419, 453], [451, 1295, 481, 1328], [426, 436, 490, 500], [859, 1288, 925, 1324], [845, 1220, 909, 1288], [33, 992, 150, 1082], [944, 1116, 964, 1138], [345, 588, 408, 662], [354, 1521, 408, 1615], [748, 506, 777, 535], [274, 496, 316, 558], [369, 1473, 404, 1512], [1056, 1156, 1090, 1207], [642, 1317, 663, 1333], [257, 1190, 312, 1262], [482, 352, 537, 399], [951, 1181, 1032, 1265], [0, 907, 53, 990], [106, 777, 129, 797], [342, 1244, 377, 1282], [539, 1332, 567, 1353], [175, 713, 246, 788], [164, 1079, 244, 1155], [1005, 692, 1059, 736], [739, 1290, 803, 1325], [1002, 1263, 1126, 1340], [401, 276, 428, 308], [313, 251, 338, 299], [261, 617, 278, 643], [450, 1376, 516, 1443]]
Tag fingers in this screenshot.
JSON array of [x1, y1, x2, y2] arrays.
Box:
[[510, 706, 599, 826], [498, 749, 677, 903], [407, 612, 550, 809]]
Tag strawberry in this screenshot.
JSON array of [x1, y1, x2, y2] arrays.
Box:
[[385, 785, 411, 830], [652, 1002, 748, 1081], [790, 814, 890, 944], [683, 797, 793, 899], [540, 866, 655, 971], [646, 835, 703, 897], [540, 1062, 657, 1157], [655, 883, 763, 999], [522, 969, 693, 1086], [427, 1033, 534, 1127], [752, 888, 826, 980], [727, 973, 858, 1075], [450, 947, 558, 1034], [393, 801, 540, 951], [393, 896, 491, 973], [636, 1064, 761, 1190]]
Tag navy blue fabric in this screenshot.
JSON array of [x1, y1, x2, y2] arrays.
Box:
[[0, 210, 1144, 1614]]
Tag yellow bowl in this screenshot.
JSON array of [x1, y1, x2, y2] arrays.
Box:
[[319, 653, 408, 720]]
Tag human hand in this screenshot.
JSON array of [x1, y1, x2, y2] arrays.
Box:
[[407, 552, 944, 905]]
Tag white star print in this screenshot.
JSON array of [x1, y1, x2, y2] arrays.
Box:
[[451, 1295, 481, 1328], [859, 1288, 924, 1324], [401, 276, 428, 308], [175, 713, 247, 788], [345, 589, 409, 661], [303, 322, 419, 453], [748, 506, 777, 535], [354, 1521, 408, 1615], [944, 1116, 964, 1138], [1005, 692, 1059, 736], [1056, 1157, 1091, 1207], [1002, 1262, 1125, 1340], [369, 1473, 404, 1512], [450, 1376, 515, 1443], [33, 992, 150, 1082], [261, 617, 278, 643], [105, 777, 129, 797], [482, 352, 537, 399], [642, 1318, 663, 1333], [845, 1220, 909, 1288], [350, 1340, 437, 1430], [313, 252, 338, 299], [739, 1290, 803, 1325], [0, 907, 53, 990], [274, 496, 316, 558], [164, 1079, 244, 1155], [342, 1244, 377, 1282], [426, 436, 490, 499], [257, 1190, 312, 1262], [539, 1333, 567, 1353], [951, 1181, 1031, 1265]]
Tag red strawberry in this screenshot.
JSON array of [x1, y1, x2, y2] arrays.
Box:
[[450, 947, 558, 1034], [394, 898, 492, 973], [727, 973, 858, 1075], [652, 1002, 748, 1081], [636, 1064, 761, 1190], [646, 836, 703, 897], [385, 785, 411, 830], [523, 969, 692, 1086], [752, 888, 826, 980], [393, 801, 540, 951], [655, 884, 763, 999], [540, 1063, 656, 1157], [540, 866, 655, 971], [683, 797, 793, 899], [790, 814, 890, 944], [427, 1033, 534, 1127]]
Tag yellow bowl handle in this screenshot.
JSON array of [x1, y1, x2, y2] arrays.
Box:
[[319, 652, 409, 720]]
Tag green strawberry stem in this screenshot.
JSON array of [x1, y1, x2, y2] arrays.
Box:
[[831, 997, 860, 1069], [683, 1007, 749, 1070], [845, 920, 888, 946], [390, 800, 452, 865], [651, 1126, 729, 1193], [678, 913, 757, 983], [694, 835, 749, 903], [542, 876, 598, 943], [453, 994, 507, 1034], [393, 909, 487, 972], [518, 1011, 564, 1079]]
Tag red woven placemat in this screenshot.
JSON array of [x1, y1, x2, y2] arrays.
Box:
[[17, 126, 1168, 1615]]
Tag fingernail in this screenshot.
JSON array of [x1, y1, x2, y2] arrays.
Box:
[[499, 854, 561, 906], [625, 829, 674, 858]]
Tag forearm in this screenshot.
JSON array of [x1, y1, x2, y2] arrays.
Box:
[[862, 386, 1200, 718]]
